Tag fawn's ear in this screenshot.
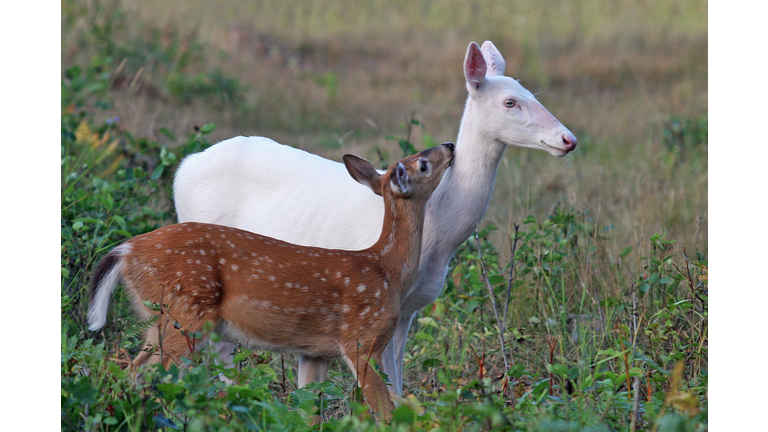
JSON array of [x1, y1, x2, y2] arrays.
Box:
[[390, 162, 411, 197], [343, 154, 383, 196]]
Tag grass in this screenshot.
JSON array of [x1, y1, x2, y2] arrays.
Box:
[[61, 0, 707, 430]]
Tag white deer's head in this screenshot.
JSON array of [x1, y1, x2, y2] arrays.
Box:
[[463, 41, 577, 157]]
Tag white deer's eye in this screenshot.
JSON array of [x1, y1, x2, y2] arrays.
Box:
[[504, 99, 517, 108], [419, 160, 429, 173]]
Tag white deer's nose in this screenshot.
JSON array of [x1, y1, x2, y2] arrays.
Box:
[[562, 133, 577, 152]]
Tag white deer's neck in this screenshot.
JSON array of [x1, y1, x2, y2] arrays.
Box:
[[422, 98, 507, 261]]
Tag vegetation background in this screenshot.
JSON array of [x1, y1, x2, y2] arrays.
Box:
[[55, 0, 718, 430]]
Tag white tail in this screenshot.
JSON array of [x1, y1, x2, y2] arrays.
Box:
[[172, 40, 577, 394], [89, 144, 455, 419]]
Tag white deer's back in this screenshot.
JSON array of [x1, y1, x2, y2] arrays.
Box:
[[174, 136, 385, 250]]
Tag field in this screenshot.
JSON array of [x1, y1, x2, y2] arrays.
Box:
[[61, 0, 707, 430]]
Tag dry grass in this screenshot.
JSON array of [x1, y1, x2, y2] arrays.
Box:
[[62, 0, 707, 274]]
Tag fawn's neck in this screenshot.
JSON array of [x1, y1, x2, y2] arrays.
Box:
[[369, 193, 426, 296]]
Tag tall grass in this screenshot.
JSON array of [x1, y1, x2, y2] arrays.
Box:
[[61, 1, 707, 430]]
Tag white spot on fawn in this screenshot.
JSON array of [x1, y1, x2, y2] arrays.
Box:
[[357, 284, 366, 293]]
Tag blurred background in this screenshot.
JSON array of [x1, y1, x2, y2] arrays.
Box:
[[61, 0, 707, 261]]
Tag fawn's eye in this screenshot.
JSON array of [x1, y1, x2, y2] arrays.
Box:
[[419, 160, 429, 172], [504, 99, 517, 108]]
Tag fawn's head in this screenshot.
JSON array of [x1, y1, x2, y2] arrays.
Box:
[[342, 143, 455, 203]]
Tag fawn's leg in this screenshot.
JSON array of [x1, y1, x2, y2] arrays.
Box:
[[298, 355, 331, 387], [298, 355, 331, 424], [342, 348, 394, 420]]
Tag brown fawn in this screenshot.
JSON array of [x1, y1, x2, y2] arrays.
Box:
[[88, 143, 455, 419]]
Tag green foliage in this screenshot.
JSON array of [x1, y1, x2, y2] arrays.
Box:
[[379, 114, 438, 168], [63, 0, 246, 109], [61, 3, 706, 430], [663, 116, 707, 152], [662, 116, 708, 165]]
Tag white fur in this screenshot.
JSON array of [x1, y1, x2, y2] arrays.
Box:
[[87, 243, 131, 331], [172, 41, 576, 395]]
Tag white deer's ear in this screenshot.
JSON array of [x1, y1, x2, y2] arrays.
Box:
[[464, 41, 487, 90], [343, 154, 383, 196], [390, 162, 411, 196], [481, 41, 505, 76]]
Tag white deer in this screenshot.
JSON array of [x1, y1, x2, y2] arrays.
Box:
[[172, 40, 577, 395]]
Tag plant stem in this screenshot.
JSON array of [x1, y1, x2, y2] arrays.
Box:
[[474, 231, 510, 370], [503, 224, 520, 366]]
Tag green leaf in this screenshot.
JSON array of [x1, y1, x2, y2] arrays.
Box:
[[111, 214, 127, 230], [233, 352, 250, 363], [423, 133, 439, 149], [489, 274, 506, 285], [508, 363, 527, 378], [421, 358, 441, 370], [151, 165, 164, 180], [142, 301, 162, 311], [160, 147, 178, 166], [414, 331, 434, 342], [417, 316, 438, 328], [620, 246, 633, 258], [200, 123, 216, 134], [548, 364, 569, 376], [392, 405, 417, 425], [157, 382, 184, 401]]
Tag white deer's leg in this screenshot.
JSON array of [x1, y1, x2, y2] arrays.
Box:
[[211, 340, 236, 385], [380, 339, 399, 396], [382, 312, 417, 396], [298, 355, 330, 387]]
